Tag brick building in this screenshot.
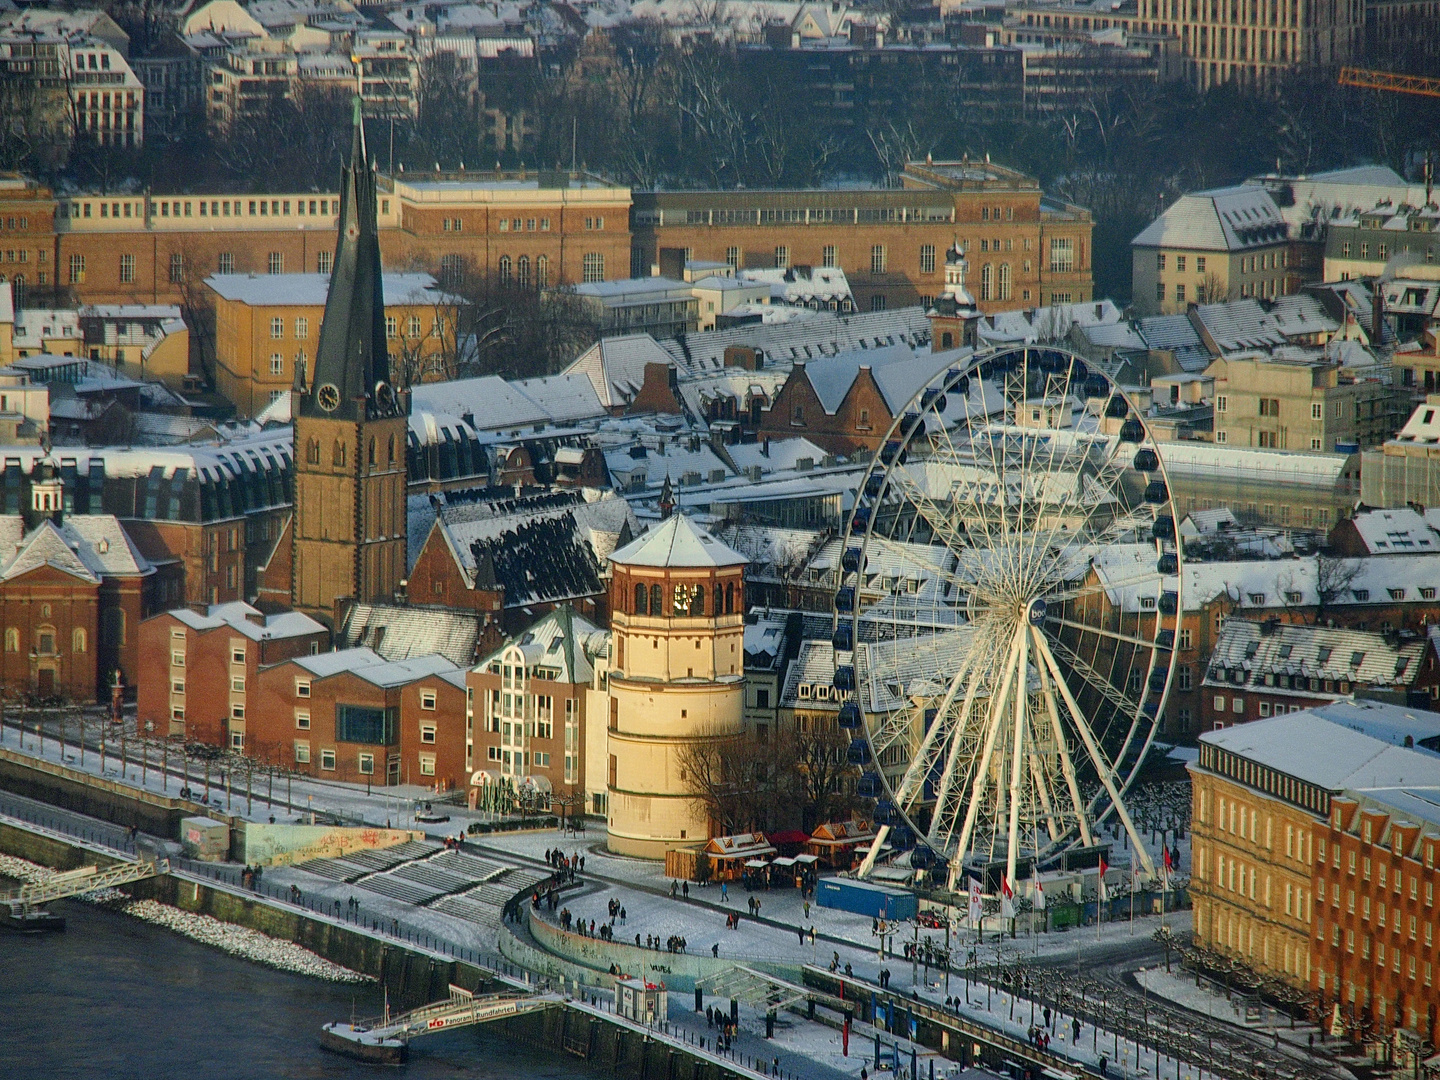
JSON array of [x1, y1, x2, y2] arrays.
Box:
[[247, 648, 463, 786], [467, 605, 603, 810], [755, 345, 959, 456], [136, 601, 327, 743], [42, 170, 631, 309], [634, 159, 1093, 315]]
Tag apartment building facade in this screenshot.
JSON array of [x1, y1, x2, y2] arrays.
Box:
[[1132, 0, 1362, 90], [1190, 722, 1323, 990], [1208, 354, 1400, 453], [633, 160, 1093, 315]]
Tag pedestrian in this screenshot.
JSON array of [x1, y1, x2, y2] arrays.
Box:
[[671, 880, 679, 898], [712, 943, 719, 957], [683, 881, 689, 898], [1098, 1055, 1107, 1077], [621, 907, 627, 921], [1072, 1017, 1081, 1043], [580, 855, 585, 872], [804, 900, 810, 919], [798, 928, 805, 945], [720, 882, 728, 902]]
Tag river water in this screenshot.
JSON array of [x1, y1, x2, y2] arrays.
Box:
[[0, 894, 603, 1080]]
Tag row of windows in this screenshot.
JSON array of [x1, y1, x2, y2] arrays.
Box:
[[496, 254, 549, 289], [3, 626, 87, 653], [61, 196, 341, 221], [631, 580, 740, 617], [495, 216, 553, 232], [69, 249, 333, 285]]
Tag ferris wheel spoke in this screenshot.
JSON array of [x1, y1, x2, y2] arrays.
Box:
[[1031, 629, 1157, 877], [1026, 733, 1063, 848], [1032, 626, 1094, 849], [1042, 634, 1144, 729], [1046, 615, 1165, 653]]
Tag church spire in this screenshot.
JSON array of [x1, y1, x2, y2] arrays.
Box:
[[301, 97, 404, 422]]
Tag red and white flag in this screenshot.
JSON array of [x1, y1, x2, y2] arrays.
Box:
[[1033, 877, 1046, 911], [1162, 847, 1173, 887], [967, 879, 983, 926], [1000, 874, 1015, 920], [1097, 857, 1109, 902]]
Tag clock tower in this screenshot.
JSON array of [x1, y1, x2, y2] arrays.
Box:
[[291, 101, 409, 625]]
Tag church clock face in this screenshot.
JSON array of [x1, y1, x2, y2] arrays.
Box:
[[317, 383, 341, 412], [374, 381, 395, 412]]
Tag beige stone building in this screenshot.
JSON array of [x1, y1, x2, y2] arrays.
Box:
[[1190, 714, 1327, 989], [1131, 185, 1294, 317], [1208, 353, 1400, 453], [604, 514, 747, 858]]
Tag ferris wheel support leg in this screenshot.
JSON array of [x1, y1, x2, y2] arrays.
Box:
[[1031, 631, 1157, 879], [1026, 733, 1061, 847], [1005, 623, 1030, 892], [856, 825, 890, 880], [1033, 628, 1093, 850], [929, 663, 987, 852], [947, 629, 1024, 892]]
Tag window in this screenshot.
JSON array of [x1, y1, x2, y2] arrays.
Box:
[[171, 650, 184, 666], [774, 245, 789, 269], [1179, 628, 1193, 649], [1176, 255, 1187, 272], [998, 263, 1011, 300], [535, 255, 548, 288], [317, 250, 332, 275], [118, 253, 135, 283], [295, 710, 310, 729], [230, 704, 245, 720], [497, 256, 511, 286], [726, 246, 739, 268], [871, 245, 887, 274], [1196, 256, 1206, 273], [1156, 282, 1165, 303], [336, 704, 396, 744], [980, 264, 992, 300], [385, 315, 398, 338], [1312, 402, 1322, 420], [1216, 395, 1227, 413], [920, 244, 935, 274], [420, 723, 436, 744], [1049, 237, 1074, 273], [420, 690, 437, 710], [73, 628, 87, 653], [294, 741, 310, 763], [231, 676, 245, 693], [419, 755, 435, 776], [358, 753, 374, 775], [230, 732, 244, 750], [217, 252, 233, 274], [267, 252, 284, 274], [582, 253, 604, 283], [1176, 284, 1185, 303], [269, 317, 285, 340], [320, 748, 336, 770], [1259, 398, 1280, 417], [1178, 666, 1192, 691], [269, 353, 283, 376], [169, 253, 184, 284], [68, 253, 85, 284], [822, 245, 837, 268], [295, 317, 308, 339]]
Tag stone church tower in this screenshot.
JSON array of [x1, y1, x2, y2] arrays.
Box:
[[291, 104, 409, 626]]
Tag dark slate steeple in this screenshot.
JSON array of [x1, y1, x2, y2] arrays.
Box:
[[302, 98, 405, 423]]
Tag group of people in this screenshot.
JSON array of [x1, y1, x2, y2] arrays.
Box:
[[441, 834, 467, 850], [1026, 1024, 1052, 1052], [723, 911, 744, 930], [239, 864, 264, 891], [544, 847, 584, 874], [641, 933, 686, 952], [703, 1005, 738, 1052], [826, 952, 854, 977]]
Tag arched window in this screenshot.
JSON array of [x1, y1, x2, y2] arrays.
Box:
[[536, 256, 549, 288], [998, 263, 1012, 300], [72, 627, 87, 653], [387, 435, 395, 464], [650, 584, 663, 615], [980, 264, 993, 301], [634, 582, 647, 615], [306, 438, 320, 464], [690, 584, 705, 617], [517, 255, 531, 289], [333, 440, 346, 467], [4, 627, 17, 652], [368, 437, 376, 465], [725, 581, 734, 615], [498, 255, 512, 287]]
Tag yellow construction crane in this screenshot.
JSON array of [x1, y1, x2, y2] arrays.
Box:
[[1338, 67, 1440, 98]]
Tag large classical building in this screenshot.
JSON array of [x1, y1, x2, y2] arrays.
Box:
[[633, 159, 1094, 315], [604, 513, 748, 858]]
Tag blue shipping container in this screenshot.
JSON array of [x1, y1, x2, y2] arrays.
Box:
[[815, 878, 917, 921]]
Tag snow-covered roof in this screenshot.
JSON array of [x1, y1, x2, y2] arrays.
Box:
[[1342, 507, 1439, 554], [1132, 185, 1288, 252], [204, 272, 438, 307], [800, 344, 962, 415], [1201, 709, 1440, 793], [169, 600, 324, 641], [609, 512, 747, 568], [1205, 618, 1423, 688], [474, 604, 603, 685], [337, 602, 483, 667]]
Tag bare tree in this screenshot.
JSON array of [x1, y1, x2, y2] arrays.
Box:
[[778, 725, 858, 832], [678, 735, 775, 835], [1314, 552, 1361, 625]]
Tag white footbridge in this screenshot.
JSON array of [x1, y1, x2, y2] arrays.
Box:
[[3, 859, 168, 914], [322, 985, 561, 1062]]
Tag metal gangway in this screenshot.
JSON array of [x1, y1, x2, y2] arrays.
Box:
[[322, 985, 561, 1061], [4, 860, 169, 913]]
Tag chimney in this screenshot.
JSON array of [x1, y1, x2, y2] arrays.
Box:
[[1373, 285, 1385, 345]]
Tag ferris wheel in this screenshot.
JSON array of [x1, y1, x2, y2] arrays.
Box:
[[831, 345, 1182, 893]]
